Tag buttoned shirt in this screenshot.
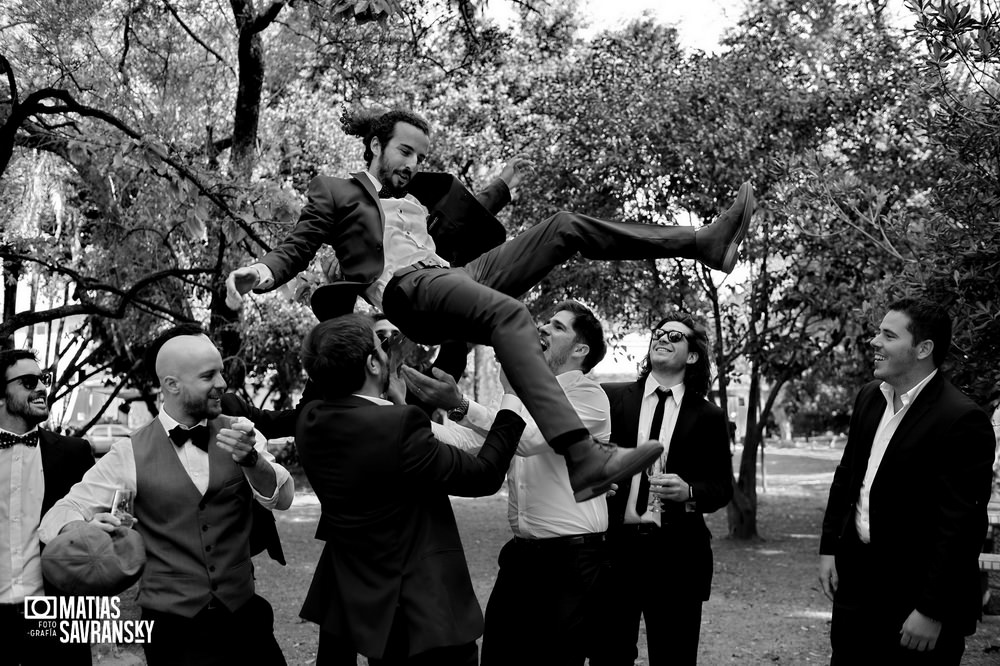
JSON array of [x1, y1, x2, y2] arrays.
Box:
[[254, 171, 449, 309], [457, 370, 611, 539], [854, 369, 937, 543], [623, 376, 686, 527], [0, 426, 43, 603], [39, 411, 294, 543]]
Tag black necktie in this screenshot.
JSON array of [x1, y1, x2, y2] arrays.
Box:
[[636, 387, 671, 514], [0, 431, 39, 450], [169, 424, 209, 452]]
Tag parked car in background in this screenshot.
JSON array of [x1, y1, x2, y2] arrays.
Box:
[[87, 423, 131, 457]]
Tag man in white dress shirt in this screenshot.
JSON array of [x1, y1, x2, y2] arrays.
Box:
[[818, 299, 994, 665], [0, 350, 94, 665], [40, 327, 294, 666], [404, 299, 614, 665]]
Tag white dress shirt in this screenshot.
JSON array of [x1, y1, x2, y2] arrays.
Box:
[[623, 376, 686, 527], [355, 393, 519, 453], [254, 171, 449, 309], [459, 370, 611, 539], [0, 427, 44, 603], [38, 411, 294, 543], [854, 369, 937, 543]]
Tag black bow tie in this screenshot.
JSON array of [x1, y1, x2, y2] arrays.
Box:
[[378, 187, 399, 199], [168, 424, 209, 452], [0, 431, 39, 450]]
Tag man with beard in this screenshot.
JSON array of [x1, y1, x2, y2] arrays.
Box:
[[40, 328, 294, 666], [403, 300, 614, 665], [295, 313, 525, 665], [226, 108, 755, 504], [0, 350, 93, 666], [596, 313, 734, 666], [818, 299, 994, 664]]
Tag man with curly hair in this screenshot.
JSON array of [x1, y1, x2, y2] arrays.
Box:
[[226, 108, 754, 502]]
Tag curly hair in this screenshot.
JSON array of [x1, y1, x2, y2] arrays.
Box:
[[637, 312, 712, 398], [0, 349, 39, 386], [340, 108, 431, 165]]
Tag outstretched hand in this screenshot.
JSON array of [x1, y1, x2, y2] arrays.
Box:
[[225, 266, 261, 310], [499, 157, 535, 191]]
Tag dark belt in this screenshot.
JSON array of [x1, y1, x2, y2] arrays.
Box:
[[512, 532, 606, 548], [614, 522, 660, 536], [392, 260, 448, 281]]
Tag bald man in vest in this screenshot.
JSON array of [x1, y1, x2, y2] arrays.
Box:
[[40, 327, 295, 665]]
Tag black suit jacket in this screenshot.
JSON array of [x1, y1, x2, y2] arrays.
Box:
[[38, 429, 94, 596], [257, 172, 511, 320], [296, 396, 525, 659], [820, 374, 995, 635], [219, 393, 288, 565], [602, 381, 733, 600]]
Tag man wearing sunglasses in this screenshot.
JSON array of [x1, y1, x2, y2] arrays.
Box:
[[595, 314, 734, 666], [0, 350, 94, 665], [226, 108, 755, 504]]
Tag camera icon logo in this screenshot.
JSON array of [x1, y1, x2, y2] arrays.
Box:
[[23, 596, 57, 620]]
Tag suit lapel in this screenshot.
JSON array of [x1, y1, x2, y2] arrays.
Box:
[[666, 392, 698, 467], [351, 171, 386, 235], [620, 382, 643, 448], [880, 373, 944, 464]]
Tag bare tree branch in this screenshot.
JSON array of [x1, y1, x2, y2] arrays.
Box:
[[163, 0, 234, 73]]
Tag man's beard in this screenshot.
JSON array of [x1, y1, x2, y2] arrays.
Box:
[[376, 157, 409, 197], [180, 388, 222, 421], [4, 389, 49, 426]]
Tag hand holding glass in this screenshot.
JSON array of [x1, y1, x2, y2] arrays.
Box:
[[646, 454, 667, 513]]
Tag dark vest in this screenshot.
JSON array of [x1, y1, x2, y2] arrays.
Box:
[[131, 416, 254, 617]]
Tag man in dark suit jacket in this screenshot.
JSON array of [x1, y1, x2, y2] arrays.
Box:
[[295, 313, 526, 666], [0, 350, 94, 666], [227, 108, 754, 503], [596, 313, 733, 666], [819, 298, 995, 664]]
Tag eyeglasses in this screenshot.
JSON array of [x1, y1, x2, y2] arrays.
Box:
[[652, 329, 689, 344], [5, 372, 53, 390]]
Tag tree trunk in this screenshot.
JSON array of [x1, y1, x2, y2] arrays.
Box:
[[1, 258, 21, 349]]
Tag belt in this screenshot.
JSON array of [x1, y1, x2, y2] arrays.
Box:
[[512, 533, 606, 548], [615, 522, 660, 536], [392, 261, 448, 280]]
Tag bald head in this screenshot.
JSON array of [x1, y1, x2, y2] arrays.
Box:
[[156, 334, 226, 424]]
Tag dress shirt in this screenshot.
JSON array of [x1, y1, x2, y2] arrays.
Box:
[[355, 393, 520, 453], [460, 370, 611, 539], [252, 171, 449, 309], [0, 427, 43, 603], [623, 376, 686, 527], [854, 369, 937, 543], [38, 411, 294, 543]]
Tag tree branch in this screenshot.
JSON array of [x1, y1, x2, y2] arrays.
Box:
[[162, 0, 233, 73]]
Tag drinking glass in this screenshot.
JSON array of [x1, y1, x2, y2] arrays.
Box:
[[111, 488, 135, 528], [646, 454, 667, 514]]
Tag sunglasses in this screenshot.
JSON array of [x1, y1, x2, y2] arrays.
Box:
[[5, 372, 53, 390], [652, 329, 689, 344]]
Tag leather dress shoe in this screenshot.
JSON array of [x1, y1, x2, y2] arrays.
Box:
[[564, 438, 664, 502], [695, 181, 755, 273]]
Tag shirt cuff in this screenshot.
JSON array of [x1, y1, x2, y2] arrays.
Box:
[[252, 263, 274, 290]]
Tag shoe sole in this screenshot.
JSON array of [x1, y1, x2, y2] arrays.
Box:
[[572, 442, 665, 502], [719, 181, 755, 273]]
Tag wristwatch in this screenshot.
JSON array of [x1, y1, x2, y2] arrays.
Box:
[[447, 397, 470, 422], [238, 447, 260, 468]]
